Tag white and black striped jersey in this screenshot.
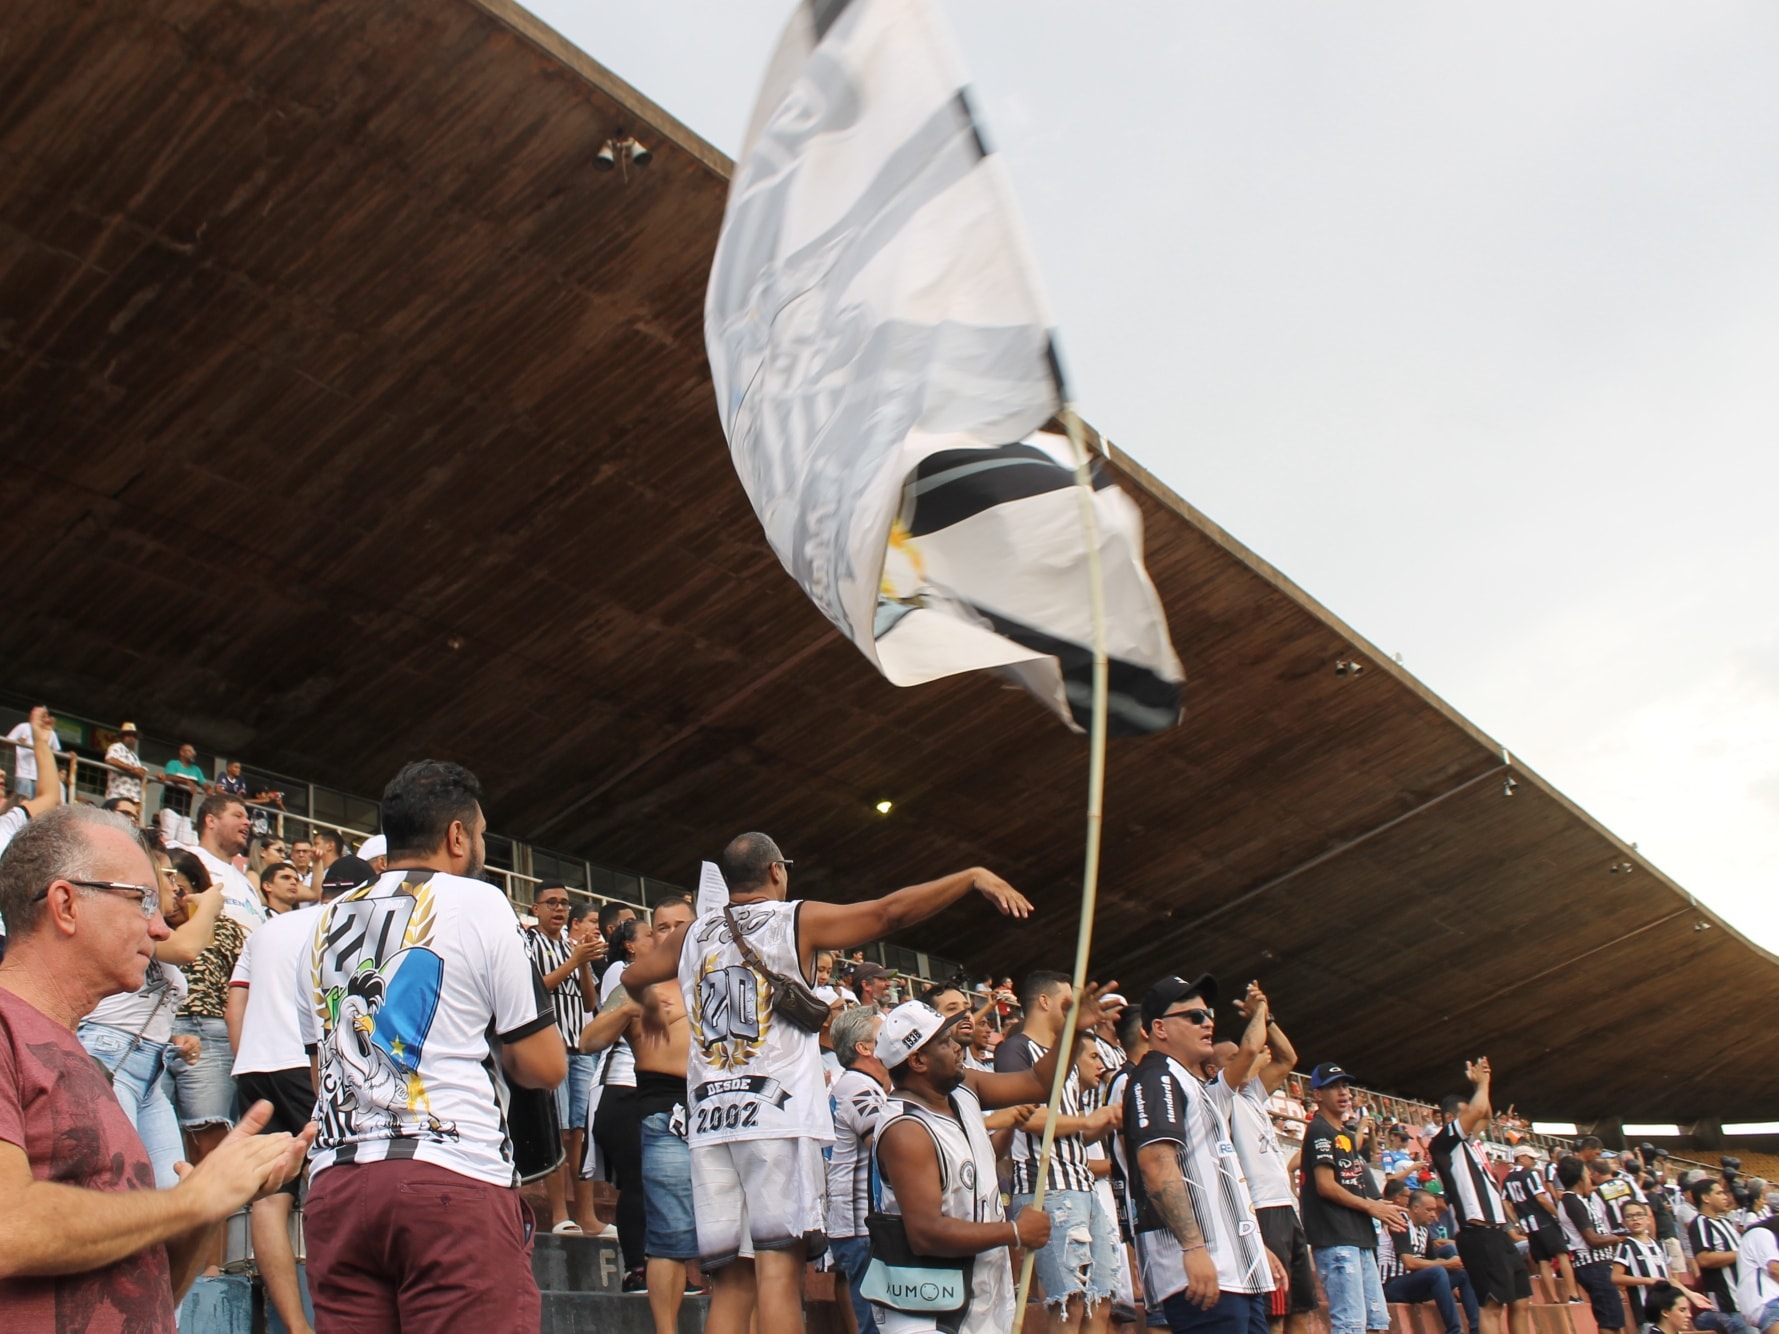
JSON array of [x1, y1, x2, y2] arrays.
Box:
[[1123, 1052, 1274, 1299], [1615, 1237, 1670, 1327], [1378, 1222, 1432, 1282], [1103, 1061, 1139, 1243], [1081, 1035, 1126, 1113], [525, 927, 589, 1047], [1560, 1191, 1617, 1265], [1430, 1123, 1509, 1227], [825, 1068, 886, 1239], [1504, 1166, 1560, 1233], [1689, 1214, 1742, 1312], [1595, 1175, 1639, 1231], [995, 1032, 1095, 1195], [1614, 1237, 1668, 1279]]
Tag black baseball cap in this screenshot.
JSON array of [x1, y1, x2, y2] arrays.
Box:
[[1310, 1062, 1355, 1089], [321, 855, 377, 898], [1139, 973, 1218, 1029]]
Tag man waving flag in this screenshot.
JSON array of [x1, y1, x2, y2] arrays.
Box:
[[705, 0, 1184, 735]]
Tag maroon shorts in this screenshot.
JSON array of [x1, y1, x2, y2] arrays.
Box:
[[305, 1158, 540, 1334]]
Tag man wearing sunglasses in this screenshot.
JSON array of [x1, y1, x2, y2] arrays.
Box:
[[0, 805, 311, 1330], [1124, 974, 1279, 1334]]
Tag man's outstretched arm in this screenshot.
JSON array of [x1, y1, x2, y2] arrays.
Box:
[[798, 868, 1030, 972]]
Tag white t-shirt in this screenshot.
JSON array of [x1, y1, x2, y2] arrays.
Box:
[[1738, 1225, 1779, 1318], [679, 901, 833, 1146], [86, 960, 187, 1044], [6, 723, 60, 782], [598, 961, 636, 1088], [188, 844, 266, 931], [1223, 1075, 1298, 1211], [229, 908, 317, 1074], [826, 1067, 886, 1239], [298, 869, 556, 1187]]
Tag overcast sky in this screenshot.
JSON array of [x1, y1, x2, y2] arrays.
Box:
[[526, 1, 1779, 951]]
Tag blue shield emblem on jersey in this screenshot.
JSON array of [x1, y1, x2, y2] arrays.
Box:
[[368, 947, 442, 1075]]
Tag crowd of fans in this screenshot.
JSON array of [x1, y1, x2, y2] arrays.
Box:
[[1, 730, 1775, 1334]]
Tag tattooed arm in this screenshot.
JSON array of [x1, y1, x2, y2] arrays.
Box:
[[1138, 1141, 1220, 1309]]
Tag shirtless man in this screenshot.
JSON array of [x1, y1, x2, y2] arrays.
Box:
[[581, 895, 697, 1334]]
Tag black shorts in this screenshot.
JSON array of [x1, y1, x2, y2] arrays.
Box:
[[1257, 1204, 1318, 1314], [1455, 1225, 1534, 1306], [1527, 1226, 1568, 1263], [235, 1067, 316, 1197]]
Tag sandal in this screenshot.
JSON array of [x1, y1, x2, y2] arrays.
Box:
[[551, 1220, 584, 1235]]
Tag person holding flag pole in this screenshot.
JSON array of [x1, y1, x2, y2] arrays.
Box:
[[706, 0, 1184, 1328]]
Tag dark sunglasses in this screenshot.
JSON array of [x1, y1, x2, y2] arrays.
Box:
[[1159, 1006, 1215, 1026]]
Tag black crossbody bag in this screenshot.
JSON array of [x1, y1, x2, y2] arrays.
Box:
[[721, 903, 831, 1033]]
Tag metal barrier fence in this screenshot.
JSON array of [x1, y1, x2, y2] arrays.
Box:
[[42, 750, 654, 915]]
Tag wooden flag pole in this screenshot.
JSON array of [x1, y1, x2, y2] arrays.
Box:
[[1012, 405, 1112, 1332]]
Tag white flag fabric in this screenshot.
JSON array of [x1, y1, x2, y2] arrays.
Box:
[[706, 0, 1184, 734]]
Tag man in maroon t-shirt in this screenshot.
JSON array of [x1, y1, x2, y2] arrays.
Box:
[[0, 805, 310, 1331]]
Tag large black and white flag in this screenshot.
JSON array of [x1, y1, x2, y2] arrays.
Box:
[[706, 0, 1184, 735]]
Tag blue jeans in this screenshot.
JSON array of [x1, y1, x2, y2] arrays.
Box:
[[1697, 1311, 1753, 1334], [1011, 1189, 1118, 1308], [1385, 1266, 1479, 1334], [1316, 1246, 1389, 1334], [554, 1051, 596, 1128], [828, 1234, 879, 1334], [165, 1014, 236, 1128], [639, 1111, 699, 1261], [78, 1022, 184, 1188], [1161, 1289, 1270, 1334]]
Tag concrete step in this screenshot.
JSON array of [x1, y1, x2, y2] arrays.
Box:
[[531, 1231, 629, 1294], [540, 1291, 708, 1333]]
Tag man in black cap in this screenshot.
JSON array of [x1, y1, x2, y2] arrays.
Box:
[[1301, 1062, 1409, 1334], [1122, 973, 1280, 1334]]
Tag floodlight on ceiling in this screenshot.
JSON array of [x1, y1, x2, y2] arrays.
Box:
[[1622, 1124, 1683, 1137], [1531, 1121, 1578, 1135], [1724, 1122, 1779, 1136], [874, 800, 893, 816]]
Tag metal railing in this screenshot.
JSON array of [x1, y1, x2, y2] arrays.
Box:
[[42, 750, 653, 915]]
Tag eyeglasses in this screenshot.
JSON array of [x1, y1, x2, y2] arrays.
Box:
[[32, 879, 164, 920], [535, 898, 570, 908], [1159, 1007, 1215, 1026]]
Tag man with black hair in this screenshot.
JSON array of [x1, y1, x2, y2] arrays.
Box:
[[1427, 1061, 1533, 1334], [227, 854, 377, 1334], [1690, 1177, 1746, 1315], [1556, 1155, 1628, 1334], [300, 760, 566, 1332], [596, 899, 638, 982], [998, 969, 1122, 1333], [1504, 1146, 1574, 1304], [622, 830, 1032, 1334], [191, 793, 264, 928], [871, 987, 1117, 1334], [527, 882, 602, 1235]]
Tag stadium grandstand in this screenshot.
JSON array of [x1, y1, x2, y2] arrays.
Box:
[[3, 1, 1777, 1331]]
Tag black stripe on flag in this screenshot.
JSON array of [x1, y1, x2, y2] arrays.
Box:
[[904, 443, 1113, 537], [809, 0, 855, 41]]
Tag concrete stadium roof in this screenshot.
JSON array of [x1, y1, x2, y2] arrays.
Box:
[[3, 0, 1770, 1120]]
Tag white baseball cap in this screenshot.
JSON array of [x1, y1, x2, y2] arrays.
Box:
[[358, 834, 386, 860], [876, 1001, 954, 1069]]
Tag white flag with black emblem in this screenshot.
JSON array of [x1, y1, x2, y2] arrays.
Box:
[[705, 0, 1183, 734]]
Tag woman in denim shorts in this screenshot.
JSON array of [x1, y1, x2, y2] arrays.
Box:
[[163, 848, 248, 1160]]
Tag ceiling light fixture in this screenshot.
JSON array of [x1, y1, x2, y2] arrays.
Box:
[[874, 800, 893, 815]]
